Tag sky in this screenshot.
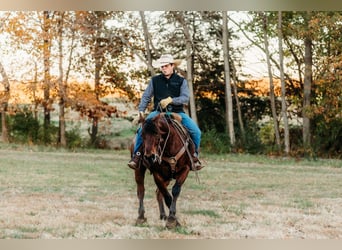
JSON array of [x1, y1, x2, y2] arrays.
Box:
[[229, 11, 269, 79]]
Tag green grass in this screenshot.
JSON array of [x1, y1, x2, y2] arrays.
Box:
[[1, 144, 342, 238]]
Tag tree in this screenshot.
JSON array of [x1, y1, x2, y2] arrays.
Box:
[[5, 11, 48, 121], [278, 11, 290, 154], [302, 12, 313, 150], [139, 11, 155, 76], [0, 13, 11, 143], [42, 11, 53, 142], [75, 11, 135, 145], [261, 12, 281, 149], [173, 11, 198, 124], [222, 11, 236, 146], [230, 56, 245, 142], [0, 61, 10, 142], [56, 11, 66, 147], [76, 11, 119, 144]]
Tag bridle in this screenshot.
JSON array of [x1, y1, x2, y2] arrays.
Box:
[[146, 113, 194, 173]]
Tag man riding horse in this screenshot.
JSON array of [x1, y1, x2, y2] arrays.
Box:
[[128, 54, 204, 171]]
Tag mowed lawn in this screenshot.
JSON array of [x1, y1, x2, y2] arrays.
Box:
[[0, 144, 342, 239]]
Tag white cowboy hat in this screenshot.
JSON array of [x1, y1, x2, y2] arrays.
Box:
[[152, 54, 182, 68]]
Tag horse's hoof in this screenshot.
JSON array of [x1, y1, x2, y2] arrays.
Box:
[[160, 214, 167, 220], [165, 216, 180, 229], [135, 217, 147, 225]]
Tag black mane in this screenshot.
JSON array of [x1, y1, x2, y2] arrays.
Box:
[[142, 118, 159, 135]]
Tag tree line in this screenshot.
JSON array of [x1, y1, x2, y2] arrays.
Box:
[[0, 11, 341, 158]]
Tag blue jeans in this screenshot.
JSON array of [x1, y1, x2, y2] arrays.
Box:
[[133, 111, 201, 155]]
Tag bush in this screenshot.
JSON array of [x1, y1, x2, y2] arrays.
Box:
[[37, 123, 59, 145], [312, 117, 342, 157], [237, 123, 264, 154], [9, 110, 40, 143], [66, 128, 84, 149], [201, 129, 231, 154]]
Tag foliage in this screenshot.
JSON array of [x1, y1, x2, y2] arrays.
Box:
[[312, 116, 342, 158], [37, 123, 59, 145], [8, 109, 40, 144], [65, 128, 84, 149], [67, 82, 118, 121], [238, 122, 264, 154], [2, 11, 342, 157], [201, 129, 231, 154]]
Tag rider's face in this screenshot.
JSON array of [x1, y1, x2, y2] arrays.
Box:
[[160, 63, 174, 78]]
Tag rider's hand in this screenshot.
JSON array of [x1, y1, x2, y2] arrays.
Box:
[[132, 111, 145, 125], [139, 111, 145, 123], [160, 97, 173, 109]]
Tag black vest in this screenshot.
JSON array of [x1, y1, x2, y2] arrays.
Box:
[[152, 73, 185, 113]]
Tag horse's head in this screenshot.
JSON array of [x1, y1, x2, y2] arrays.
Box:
[[141, 114, 166, 165]]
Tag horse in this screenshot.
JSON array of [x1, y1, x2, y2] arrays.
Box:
[[131, 112, 196, 229]]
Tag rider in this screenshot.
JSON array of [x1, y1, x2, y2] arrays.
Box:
[[128, 54, 204, 171]]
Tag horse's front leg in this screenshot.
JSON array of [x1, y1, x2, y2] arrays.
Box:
[[166, 169, 190, 229], [165, 181, 182, 229], [156, 188, 167, 220], [135, 167, 147, 225], [153, 173, 173, 220]]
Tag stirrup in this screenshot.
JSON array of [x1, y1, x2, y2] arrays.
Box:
[[193, 160, 204, 171], [128, 152, 141, 170]]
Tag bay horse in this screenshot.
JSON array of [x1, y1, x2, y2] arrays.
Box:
[[131, 112, 196, 229]]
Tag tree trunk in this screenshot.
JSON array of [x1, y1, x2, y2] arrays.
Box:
[[262, 12, 281, 148], [139, 11, 155, 76], [303, 36, 313, 149], [33, 61, 39, 120], [91, 23, 103, 145], [91, 117, 98, 145], [174, 12, 198, 125], [43, 11, 51, 142], [0, 61, 10, 143], [231, 60, 245, 141], [57, 11, 67, 147], [278, 11, 290, 154], [91, 52, 101, 145], [223, 11, 236, 146]]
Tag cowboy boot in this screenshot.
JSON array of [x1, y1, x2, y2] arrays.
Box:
[[128, 151, 142, 170]]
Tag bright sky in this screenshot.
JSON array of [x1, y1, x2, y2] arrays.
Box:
[[229, 11, 269, 80]]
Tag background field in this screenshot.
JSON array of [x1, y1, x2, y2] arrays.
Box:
[[0, 143, 341, 239]]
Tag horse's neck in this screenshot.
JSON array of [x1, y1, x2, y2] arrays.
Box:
[[161, 119, 189, 150], [171, 119, 188, 139]]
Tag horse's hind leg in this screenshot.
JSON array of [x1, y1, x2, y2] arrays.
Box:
[[135, 167, 147, 225], [156, 188, 167, 220]]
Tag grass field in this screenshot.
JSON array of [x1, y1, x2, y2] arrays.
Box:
[[0, 143, 341, 239]]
